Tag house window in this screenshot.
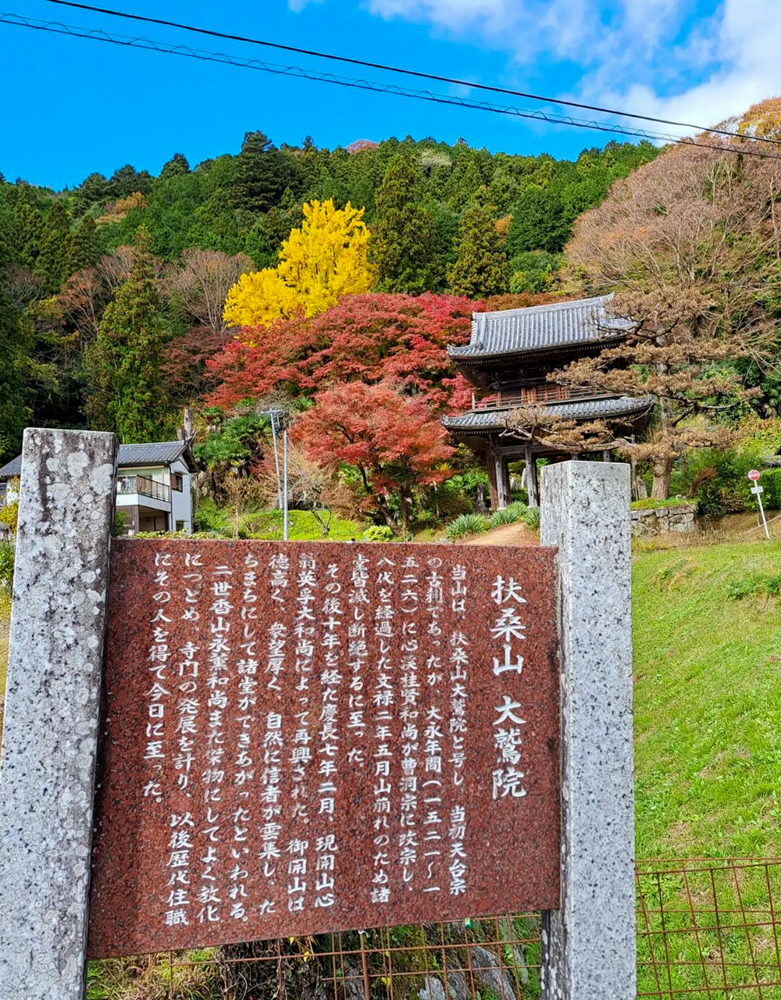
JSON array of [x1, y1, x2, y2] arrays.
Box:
[[172, 474, 184, 491], [175, 520, 185, 532]]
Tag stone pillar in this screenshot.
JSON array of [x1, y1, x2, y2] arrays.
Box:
[[524, 445, 539, 508], [539, 461, 635, 1000], [0, 429, 118, 1000]]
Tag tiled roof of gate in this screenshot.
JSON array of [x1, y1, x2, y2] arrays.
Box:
[[448, 294, 633, 360], [0, 440, 192, 479], [442, 395, 654, 433]]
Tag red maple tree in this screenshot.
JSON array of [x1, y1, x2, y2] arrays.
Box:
[[207, 292, 477, 413], [292, 379, 455, 536]]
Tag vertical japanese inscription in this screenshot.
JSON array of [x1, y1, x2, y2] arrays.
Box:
[[89, 541, 560, 957]]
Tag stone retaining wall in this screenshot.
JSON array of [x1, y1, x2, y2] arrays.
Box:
[[630, 503, 697, 536]]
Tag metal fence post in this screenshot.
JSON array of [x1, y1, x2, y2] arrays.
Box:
[[0, 429, 118, 1000], [539, 460, 636, 1000]]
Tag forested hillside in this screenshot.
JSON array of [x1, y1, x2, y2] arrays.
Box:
[[0, 131, 658, 461]]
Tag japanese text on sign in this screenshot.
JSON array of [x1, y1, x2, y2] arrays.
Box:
[[88, 541, 560, 958]]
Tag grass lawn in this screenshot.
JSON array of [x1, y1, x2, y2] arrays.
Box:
[[244, 509, 365, 541], [633, 538, 781, 859]]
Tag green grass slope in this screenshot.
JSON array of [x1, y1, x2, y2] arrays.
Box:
[[633, 539, 781, 859]]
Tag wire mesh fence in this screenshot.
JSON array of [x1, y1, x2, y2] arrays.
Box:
[[88, 859, 781, 999], [637, 858, 781, 999]]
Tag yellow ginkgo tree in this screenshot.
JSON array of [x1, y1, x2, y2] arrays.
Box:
[[223, 199, 374, 329]]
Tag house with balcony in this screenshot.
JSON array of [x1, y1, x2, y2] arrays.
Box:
[[0, 440, 196, 534], [443, 295, 654, 508]]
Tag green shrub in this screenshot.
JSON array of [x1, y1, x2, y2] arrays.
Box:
[[766, 574, 781, 597], [676, 444, 772, 517], [509, 250, 564, 293], [0, 541, 14, 590], [112, 510, 130, 536], [445, 513, 489, 541], [490, 508, 518, 527], [760, 468, 781, 510], [193, 495, 229, 534], [362, 525, 394, 542], [523, 507, 541, 529], [727, 574, 764, 600], [490, 500, 528, 527]]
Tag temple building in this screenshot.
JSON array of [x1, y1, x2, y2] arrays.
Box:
[[443, 295, 653, 508]]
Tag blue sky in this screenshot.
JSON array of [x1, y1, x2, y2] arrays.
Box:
[[1, 0, 778, 190]]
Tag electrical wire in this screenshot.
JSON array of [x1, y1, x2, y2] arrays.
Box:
[[2, 11, 779, 159], [37, 0, 781, 148]]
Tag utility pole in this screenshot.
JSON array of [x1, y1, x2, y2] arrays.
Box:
[[257, 407, 289, 541]]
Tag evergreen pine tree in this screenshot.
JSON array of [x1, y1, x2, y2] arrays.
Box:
[[14, 202, 42, 268], [0, 204, 16, 271], [73, 172, 110, 215], [447, 192, 509, 299], [35, 202, 71, 291], [372, 154, 443, 293], [447, 158, 483, 212], [110, 164, 154, 198], [84, 226, 169, 441], [159, 152, 190, 180], [233, 131, 292, 213], [506, 185, 571, 256], [0, 288, 32, 461], [66, 215, 100, 275]]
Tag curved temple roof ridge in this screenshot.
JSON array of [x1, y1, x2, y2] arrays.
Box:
[[449, 293, 634, 361], [442, 395, 655, 433]]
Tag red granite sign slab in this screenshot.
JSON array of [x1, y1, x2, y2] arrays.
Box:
[[88, 539, 560, 958]]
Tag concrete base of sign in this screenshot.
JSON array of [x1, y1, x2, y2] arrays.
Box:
[[0, 429, 117, 1000], [539, 461, 636, 1000]]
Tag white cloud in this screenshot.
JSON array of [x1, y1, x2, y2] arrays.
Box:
[[628, 0, 781, 132], [333, 0, 781, 135]]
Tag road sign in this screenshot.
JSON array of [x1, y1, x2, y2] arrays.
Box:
[[747, 472, 771, 538]]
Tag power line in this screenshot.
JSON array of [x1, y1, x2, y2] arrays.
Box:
[[37, 0, 781, 149], [1, 12, 779, 159]]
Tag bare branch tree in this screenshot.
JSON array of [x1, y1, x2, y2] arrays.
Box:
[[561, 129, 781, 496], [167, 249, 254, 342]]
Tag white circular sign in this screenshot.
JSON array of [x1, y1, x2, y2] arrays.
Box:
[[748, 469, 761, 482]]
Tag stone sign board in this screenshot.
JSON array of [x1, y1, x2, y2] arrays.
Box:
[[0, 431, 634, 1000], [87, 539, 561, 957]]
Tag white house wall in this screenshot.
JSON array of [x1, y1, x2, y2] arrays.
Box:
[[116, 493, 170, 514], [170, 458, 193, 532]]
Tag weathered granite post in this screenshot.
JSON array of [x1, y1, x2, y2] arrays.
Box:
[[539, 461, 635, 1000], [0, 429, 118, 1000]]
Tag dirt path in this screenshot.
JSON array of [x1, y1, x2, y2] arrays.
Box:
[[460, 523, 539, 546]]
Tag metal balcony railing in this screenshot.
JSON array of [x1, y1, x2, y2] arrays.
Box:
[[117, 475, 171, 503]]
